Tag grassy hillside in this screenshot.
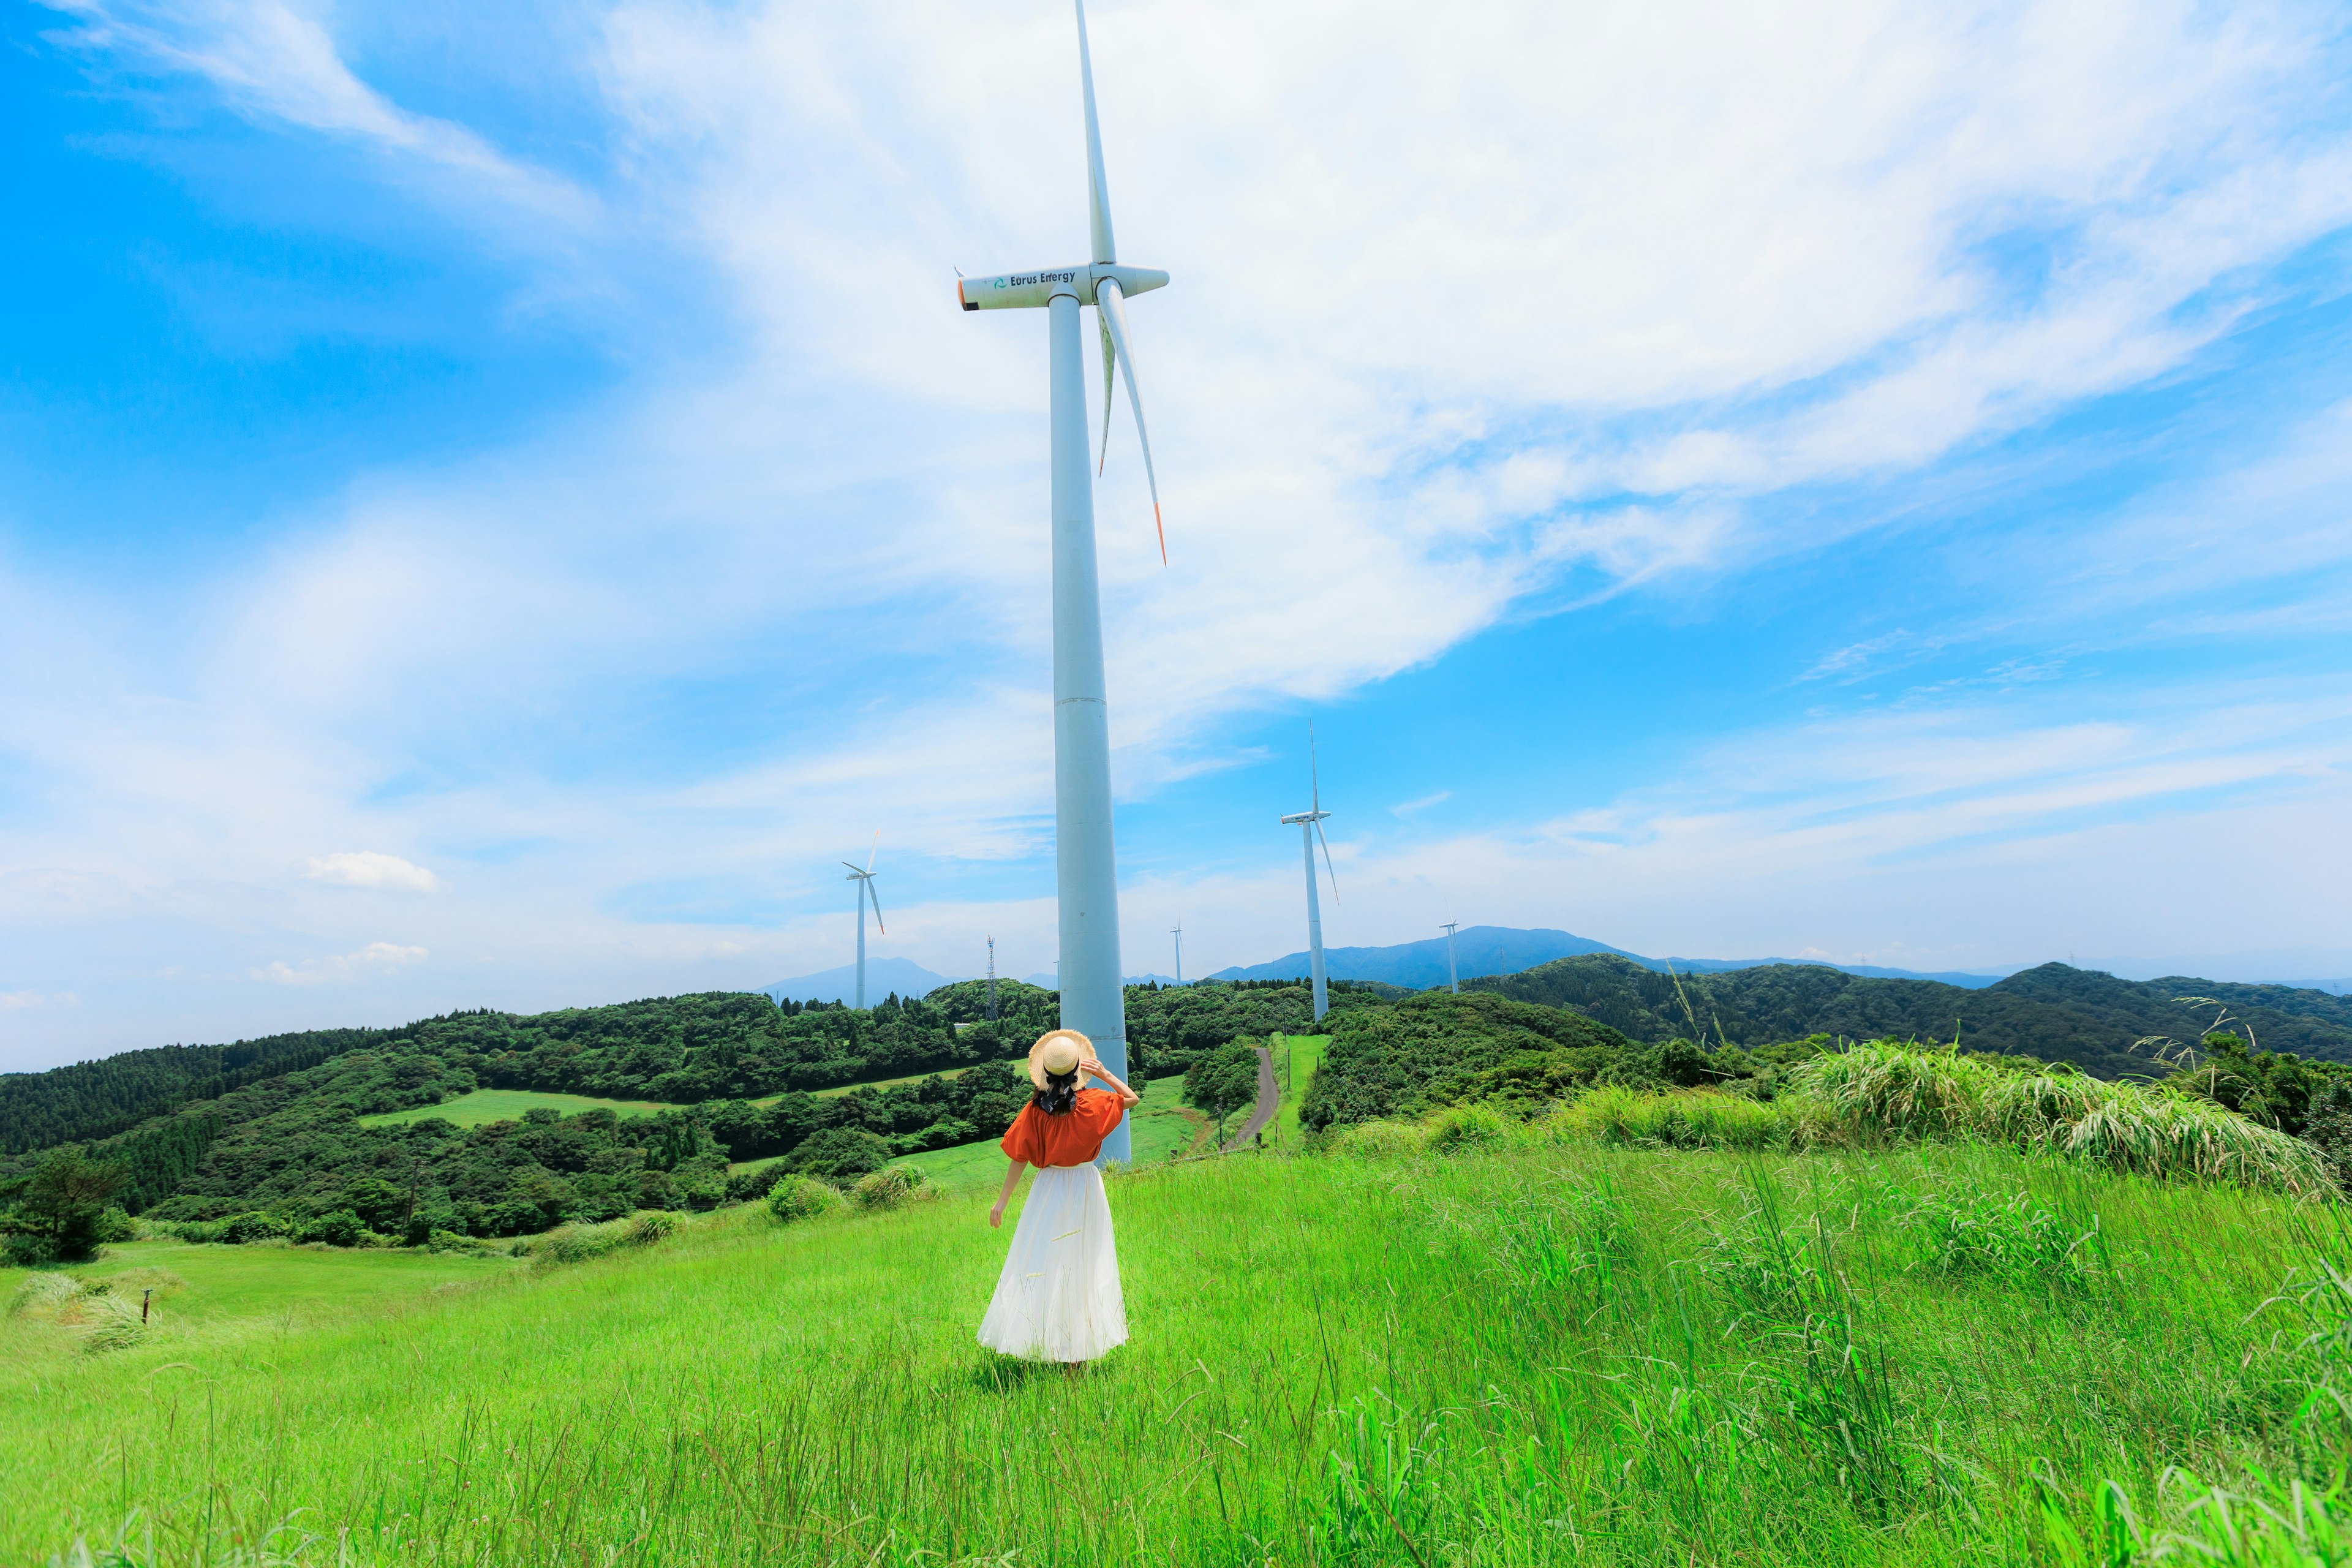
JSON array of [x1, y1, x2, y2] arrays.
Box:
[[358, 1088, 682, 1128], [1476, 955, 2352, 1076], [7, 1135, 2348, 1565]]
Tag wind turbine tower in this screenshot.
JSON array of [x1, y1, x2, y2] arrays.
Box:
[[842, 839, 884, 1010], [958, 0, 1170, 1165], [1442, 921, 1460, 993], [986, 936, 998, 1022], [1280, 729, 1340, 1022], [1170, 922, 1183, 986]]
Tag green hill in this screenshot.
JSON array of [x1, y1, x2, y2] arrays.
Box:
[[1473, 956, 2352, 1077], [0, 980, 1362, 1237]]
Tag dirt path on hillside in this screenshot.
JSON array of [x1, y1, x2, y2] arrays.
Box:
[[1221, 1044, 1280, 1150]]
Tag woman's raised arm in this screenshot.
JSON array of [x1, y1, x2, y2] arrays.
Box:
[[1078, 1055, 1141, 1108]]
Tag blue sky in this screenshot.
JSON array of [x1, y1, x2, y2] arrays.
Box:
[[4, 0, 2351, 1069]]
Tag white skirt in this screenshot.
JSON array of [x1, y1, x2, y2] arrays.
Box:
[[977, 1163, 1128, 1363]]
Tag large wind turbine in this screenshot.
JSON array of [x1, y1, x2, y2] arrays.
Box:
[[842, 839, 884, 1010], [957, 0, 1167, 1165], [1280, 729, 1341, 1022], [1170, 921, 1183, 986], [1442, 921, 1460, 993]]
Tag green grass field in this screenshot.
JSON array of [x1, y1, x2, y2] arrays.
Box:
[[1270, 1031, 1328, 1142], [358, 1087, 682, 1128], [10, 1137, 2349, 1566]]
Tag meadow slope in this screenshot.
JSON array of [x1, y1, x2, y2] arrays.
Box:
[[7, 1139, 2350, 1566]]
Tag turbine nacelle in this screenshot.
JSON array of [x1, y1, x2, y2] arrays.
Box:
[[959, 263, 1169, 312]]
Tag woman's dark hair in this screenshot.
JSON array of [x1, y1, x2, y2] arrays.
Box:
[[1035, 1069, 1080, 1116]]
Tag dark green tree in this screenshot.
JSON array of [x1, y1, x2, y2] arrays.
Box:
[[1, 1145, 131, 1262]]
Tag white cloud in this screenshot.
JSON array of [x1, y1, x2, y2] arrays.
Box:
[[0, 992, 79, 1011], [1389, 791, 1451, 818], [252, 941, 429, 986], [38, 0, 594, 230], [303, 851, 443, 892]]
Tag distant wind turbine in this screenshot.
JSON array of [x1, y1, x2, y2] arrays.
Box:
[[986, 935, 998, 1022], [842, 836, 884, 1010], [1442, 921, 1460, 993], [1280, 727, 1340, 1022], [957, 0, 1170, 1166], [1171, 921, 1183, 986]]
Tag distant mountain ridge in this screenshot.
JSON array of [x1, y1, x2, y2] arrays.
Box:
[[1476, 954, 2352, 1079], [758, 957, 954, 1006], [1207, 925, 2011, 990]]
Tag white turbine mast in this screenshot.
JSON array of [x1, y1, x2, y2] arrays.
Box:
[[1280, 725, 1340, 1022], [957, 0, 1168, 1164], [842, 834, 884, 1010], [1441, 921, 1460, 993], [1170, 921, 1183, 986]]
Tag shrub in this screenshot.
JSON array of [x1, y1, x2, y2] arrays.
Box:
[[424, 1229, 497, 1254], [0, 1145, 130, 1262], [1553, 1085, 1800, 1151], [1425, 1101, 1515, 1152], [1787, 1044, 2009, 1142], [296, 1210, 368, 1247], [1324, 1120, 1429, 1159], [76, 1292, 149, 1354], [766, 1175, 840, 1224], [220, 1211, 289, 1245], [10, 1272, 83, 1316], [2, 1232, 58, 1268], [791, 1128, 891, 1185], [724, 1167, 780, 1205], [533, 1210, 680, 1267], [848, 1166, 930, 1211], [2049, 1086, 2334, 1197]]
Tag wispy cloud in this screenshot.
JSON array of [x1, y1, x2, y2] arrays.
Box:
[[1390, 791, 1451, 818], [303, 851, 443, 892], [252, 942, 428, 986]]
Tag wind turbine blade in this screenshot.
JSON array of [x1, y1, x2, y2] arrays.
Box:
[[1310, 722, 1320, 813], [1097, 316, 1116, 475], [865, 880, 886, 935], [1075, 0, 1116, 266], [841, 862, 864, 874], [866, 831, 879, 873], [1094, 277, 1164, 565], [1315, 820, 1340, 907]]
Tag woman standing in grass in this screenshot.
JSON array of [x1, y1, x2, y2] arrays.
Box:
[[979, 1028, 1139, 1366]]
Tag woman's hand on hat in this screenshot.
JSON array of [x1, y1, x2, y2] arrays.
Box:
[[1078, 1055, 1105, 1080]]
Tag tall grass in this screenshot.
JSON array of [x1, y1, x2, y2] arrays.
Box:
[[1792, 1043, 2336, 1197], [9, 1140, 2352, 1565]]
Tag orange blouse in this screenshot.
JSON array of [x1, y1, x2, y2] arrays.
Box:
[[1000, 1088, 1126, 1167]]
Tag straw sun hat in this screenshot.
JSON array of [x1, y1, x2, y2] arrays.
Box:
[[1027, 1028, 1092, 1091]]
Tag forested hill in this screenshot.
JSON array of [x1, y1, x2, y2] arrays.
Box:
[[1471, 957, 2352, 1079], [0, 1026, 398, 1155], [0, 977, 1383, 1222]]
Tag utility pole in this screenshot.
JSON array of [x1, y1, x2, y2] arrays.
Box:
[[1442, 922, 1459, 993]]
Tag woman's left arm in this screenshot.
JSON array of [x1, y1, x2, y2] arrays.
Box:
[[1079, 1055, 1141, 1107]]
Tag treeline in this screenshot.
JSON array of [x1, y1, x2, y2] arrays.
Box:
[[138, 1049, 1041, 1238], [18, 976, 1358, 1237], [0, 1025, 398, 1153], [1470, 957, 2352, 1078]]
